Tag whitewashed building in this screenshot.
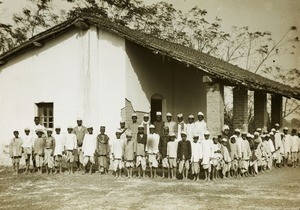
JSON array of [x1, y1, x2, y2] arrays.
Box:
[[0, 15, 299, 165]]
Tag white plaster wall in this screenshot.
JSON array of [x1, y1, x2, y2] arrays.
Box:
[[0, 26, 126, 165], [125, 41, 207, 122]]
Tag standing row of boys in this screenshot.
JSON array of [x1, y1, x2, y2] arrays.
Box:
[[9, 112, 300, 180]]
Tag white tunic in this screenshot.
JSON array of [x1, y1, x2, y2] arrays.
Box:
[[241, 139, 251, 159], [282, 134, 291, 154], [177, 121, 187, 141], [146, 133, 160, 154], [201, 139, 214, 165], [22, 134, 34, 148], [194, 120, 207, 140], [82, 134, 97, 156], [186, 123, 195, 141], [191, 141, 203, 162], [290, 135, 299, 152], [53, 134, 64, 156], [111, 138, 125, 159], [64, 133, 77, 150], [167, 140, 178, 158]]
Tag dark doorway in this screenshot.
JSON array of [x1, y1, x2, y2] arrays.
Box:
[[151, 98, 162, 124]]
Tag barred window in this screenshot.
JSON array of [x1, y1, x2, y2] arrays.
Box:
[[36, 102, 54, 128]]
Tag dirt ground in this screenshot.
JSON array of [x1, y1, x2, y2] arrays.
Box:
[[0, 166, 299, 210]]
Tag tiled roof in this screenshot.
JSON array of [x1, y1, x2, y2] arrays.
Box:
[[1, 15, 299, 99]]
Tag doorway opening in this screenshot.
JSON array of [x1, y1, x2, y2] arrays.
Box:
[[150, 94, 165, 124]]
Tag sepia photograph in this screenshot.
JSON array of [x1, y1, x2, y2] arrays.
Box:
[[0, 0, 299, 209]]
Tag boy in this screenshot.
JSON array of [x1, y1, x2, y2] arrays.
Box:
[[146, 125, 160, 179], [220, 138, 231, 179], [44, 129, 56, 175], [127, 113, 139, 142], [176, 114, 186, 141], [111, 130, 125, 178], [64, 126, 77, 174], [194, 112, 207, 141], [124, 130, 136, 178], [211, 136, 222, 180], [159, 126, 170, 178], [53, 126, 64, 174], [201, 131, 213, 181], [240, 132, 251, 176], [164, 113, 177, 134], [190, 134, 202, 181], [73, 118, 88, 171], [136, 125, 147, 178], [33, 129, 45, 174], [9, 131, 23, 175], [290, 129, 298, 167], [167, 133, 178, 179], [22, 128, 34, 174], [141, 114, 151, 135], [96, 126, 110, 174], [186, 115, 195, 141], [229, 135, 240, 178], [82, 126, 97, 174], [282, 127, 291, 167], [153, 111, 165, 137], [177, 131, 191, 180]]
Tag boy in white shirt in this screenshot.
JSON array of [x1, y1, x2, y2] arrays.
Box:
[[146, 125, 160, 179], [111, 130, 125, 178], [290, 129, 298, 168], [53, 126, 64, 174], [167, 133, 178, 179], [82, 126, 97, 174], [22, 128, 34, 174], [190, 134, 202, 181], [64, 126, 77, 174]]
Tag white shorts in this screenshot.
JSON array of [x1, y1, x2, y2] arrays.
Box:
[[162, 157, 169, 168], [136, 156, 146, 170], [148, 154, 158, 168], [125, 161, 134, 168], [83, 156, 95, 166], [113, 159, 123, 171]]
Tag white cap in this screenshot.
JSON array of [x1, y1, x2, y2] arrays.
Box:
[[188, 115, 194, 119], [230, 135, 237, 139], [222, 138, 228, 142], [204, 130, 210, 135], [234, 128, 241, 133], [170, 133, 176, 137], [254, 132, 259, 136], [271, 128, 276, 132], [87, 126, 93, 129], [132, 113, 137, 117], [24, 127, 30, 131], [177, 113, 183, 118], [242, 131, 247, 135], [55, 126, 61, 129], [144, 114, 149, 118], [149, 125, 155, 129], [193, 134, 199, 138], [68, 125, 73, 129], [166, 113, 172, 117], [269, 132, 274, 136], [275, 123, 280, 126], [126, 130, 132, 136], [222, 125, 229, 131], [261, 134, 266, 138], [120, 120, 125, 123], [246, 133, 252, 138], [77, 117, 83, 121], [256, 128, 262, 131], [266, 134, 270, 137], [198, 112, 204, 116], [180, 131, 187, 136], [47, 128, 53, 132], [283, 127, 289, 130], [138, 124, 144, 128], [116, 129, 122, 133], [156, 111, 162, 116]]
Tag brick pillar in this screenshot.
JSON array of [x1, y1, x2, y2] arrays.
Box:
[[206, 83, 224, 137], [254, 91, 268, 131], [271, 94, 283, 127], [233, 87, 248, 131]]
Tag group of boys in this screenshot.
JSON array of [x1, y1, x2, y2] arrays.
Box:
[[9, 112, 300, 181]]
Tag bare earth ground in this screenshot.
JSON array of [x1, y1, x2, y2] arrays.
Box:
[[0, 166, 299, 210]]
